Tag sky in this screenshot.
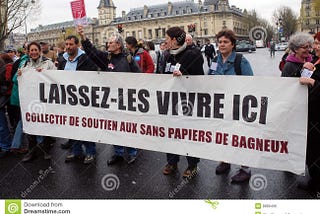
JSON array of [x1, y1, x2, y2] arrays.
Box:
[[26, 0, 302, 31]]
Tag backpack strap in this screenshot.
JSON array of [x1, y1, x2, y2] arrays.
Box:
[[234, 53, 242, 75]]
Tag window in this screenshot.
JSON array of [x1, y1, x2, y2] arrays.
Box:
[[204, 29, 208, 35], [176, 11, 179, 15]]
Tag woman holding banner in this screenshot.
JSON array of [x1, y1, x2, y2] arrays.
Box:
[[209, 29, 254, 183], [15, 42, 56, 162], [298, 32, 320, 193], [161, 26, 204, 178]]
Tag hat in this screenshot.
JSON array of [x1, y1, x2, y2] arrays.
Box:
[[40, 41, 48, 45], [4, 48, 15, 53]]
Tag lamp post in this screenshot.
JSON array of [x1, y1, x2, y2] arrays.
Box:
[[62, 27, 66, 40], [24, 0, 36, 42], [275, 18, 283, 43]]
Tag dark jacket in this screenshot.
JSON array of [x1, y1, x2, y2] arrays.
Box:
[[161, 45, 204, 75], [57, 53, 98, 71], [281, 54, 313, 77], [81, 39, 141, 73]]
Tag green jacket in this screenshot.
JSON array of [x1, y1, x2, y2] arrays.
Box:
[[10, 55, 29, 106]]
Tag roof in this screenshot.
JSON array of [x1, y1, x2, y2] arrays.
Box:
[[97, 0, 115, 9]]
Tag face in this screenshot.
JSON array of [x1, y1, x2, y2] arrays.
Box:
[[65, 38, 78, 56], [125, 43, 134, 51], [313, 39, 320, 58], [295, 43, 312, 59], [7, 51, 15, 58], [28, 44, 41, 60], [165, 34, 177, 50], [107, 36, 121, 53], [41, 43, 49, 52], [185, 36, 193, 46], [217, 36, 234, 55], [160, 42, 167, 51]]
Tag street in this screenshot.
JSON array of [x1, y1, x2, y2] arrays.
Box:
[[0, 48, 316, 200]]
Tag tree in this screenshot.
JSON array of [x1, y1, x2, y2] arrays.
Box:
[[272, 6, 298, 39], [0, 0, 40, 50]]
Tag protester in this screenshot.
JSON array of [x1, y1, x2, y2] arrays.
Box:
[[125, 36, 155, 73], [77, 25, 141, 165], [209, 29, 254, 183], [145, 41, 157, 72], [40, 41, 56, 62], [0, 57, 13, 158], [161, 26, 204, 178], [55, 41, 65, 68], [204, 38, 216, 67], [6, 49, 18, 62], [269, 39, 276, 58], [57, 35, 98, 164], [156, 41, 169, 74], [281, 32, 314, 77], [16, 42, 56, 162]]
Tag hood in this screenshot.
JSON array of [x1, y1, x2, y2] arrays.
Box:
[[63, 48, 85, 61], [286, 53, 313, 63]]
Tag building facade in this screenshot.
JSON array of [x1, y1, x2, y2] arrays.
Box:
[[299, 0, 320, 33], [28, 0, 249, 47]]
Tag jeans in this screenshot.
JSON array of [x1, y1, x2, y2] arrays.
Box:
[[0, 107, 11, 151], [71, 139, 96, 156], [11, 120, 44, 149], [114, 145, 137, 157], [166, 153, 200, 168], [11, 120, 23, 149]]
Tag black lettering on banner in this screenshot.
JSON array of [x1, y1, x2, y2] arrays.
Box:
[[172, 92, 178, 115], [214, 94, 224, 119], [67, 85, 78, 105], [233, 94, 240, 121], [138, 89, 150, 113], [101, 87, 110, 109], [60, 84, 66, 104], [197, 93, 211, 118], [242, 95, 257, 123], [118, 88, 126, 110], [91, 87, 100, 107], [48, 84, 60, 104], [157, 91, 170, 115], [259, 97, 268, 124], [179, 92, 195, 116], [79, 86, 90, 106], [39, 83, 47, 103], [128, 89, 137, 111]]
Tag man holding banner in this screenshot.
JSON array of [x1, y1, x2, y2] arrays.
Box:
[[57, 35, 98, 164], [77, 25, 141, 165]]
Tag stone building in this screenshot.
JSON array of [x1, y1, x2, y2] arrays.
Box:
[[299, 0, 320, 33], [28, 0, 249, 47]]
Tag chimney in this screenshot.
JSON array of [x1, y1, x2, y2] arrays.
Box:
[[143, 5, 148, 17], [168, 2, 173, 15]]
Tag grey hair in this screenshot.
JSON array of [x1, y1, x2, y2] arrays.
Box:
[[109, 32, 124, 50], [288, 32, 314, 52]]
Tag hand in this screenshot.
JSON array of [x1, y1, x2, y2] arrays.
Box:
[[173, 70, 182, 77], [77, 25, 86, 41], [36, 68, 43, 72], [18, 69, 22, 76], [303, 62, 315, 71], [299, 77, 315, 87]]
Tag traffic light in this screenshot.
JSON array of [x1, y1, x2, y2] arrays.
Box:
[[117, 24, 123, 33]]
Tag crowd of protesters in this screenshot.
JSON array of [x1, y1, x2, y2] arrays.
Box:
[[1, 26, 320, 193]]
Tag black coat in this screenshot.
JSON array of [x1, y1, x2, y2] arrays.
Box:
[[57, 53, 98, 71], [81, 39, 141, 73], [162, 47, 204, 75]]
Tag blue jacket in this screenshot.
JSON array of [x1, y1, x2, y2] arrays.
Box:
[[209, 51, 253, 76]]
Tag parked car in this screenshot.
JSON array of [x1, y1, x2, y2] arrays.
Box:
[[255, 40, 265, 48], [236, 41, 256, 53], [275, 42, 288, 51]]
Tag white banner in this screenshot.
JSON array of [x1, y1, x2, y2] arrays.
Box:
[[19, 69, 308, 174]]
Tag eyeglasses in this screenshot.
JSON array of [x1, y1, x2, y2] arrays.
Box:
[[299, 45, 312, 50]]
